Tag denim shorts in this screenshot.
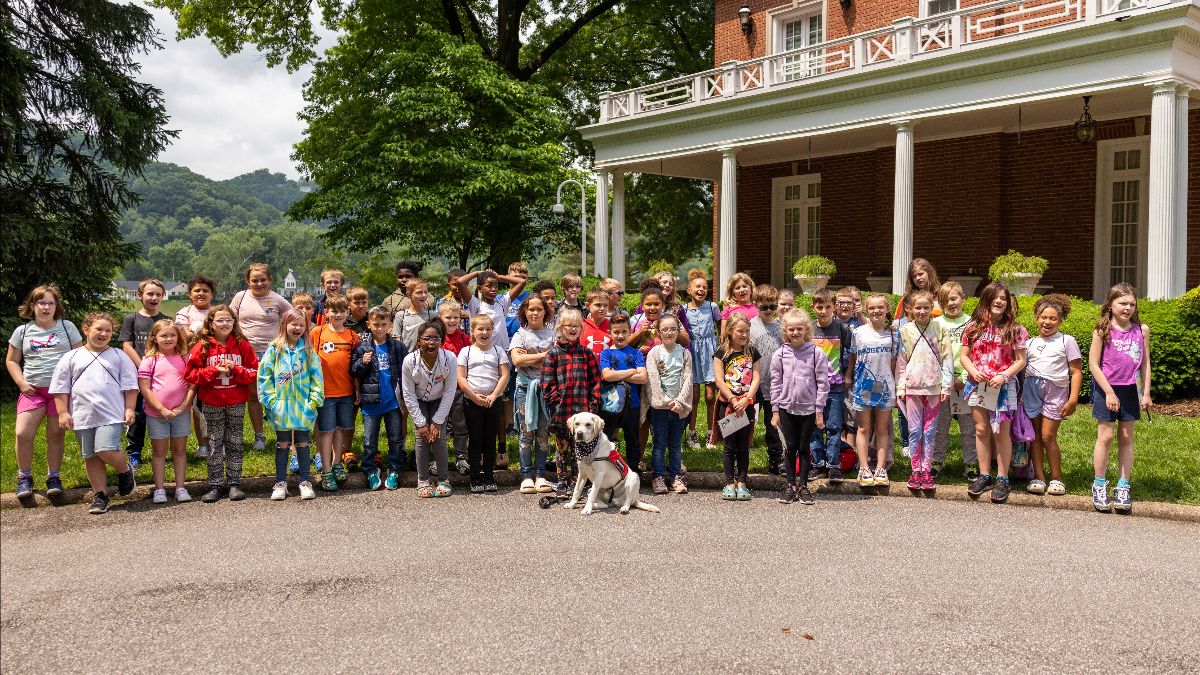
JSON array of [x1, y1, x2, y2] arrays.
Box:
[[76, 423, 125, 459], [1022, 375, 1069, 421], [146, 413, 192, 440], [1092, 383, 1141, 423], [317, 395, 356, 432]]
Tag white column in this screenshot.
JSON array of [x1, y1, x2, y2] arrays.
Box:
[[593, 170, 610, 278], [718, 148, 738, 301], [611, 171, 626, 287], [1146, 82, 1177, 299], [892, 120, 915, 295], [1174, 85, 1190, 295]]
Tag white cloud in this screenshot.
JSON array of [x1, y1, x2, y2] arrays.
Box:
[[135, 5, 332, 181]]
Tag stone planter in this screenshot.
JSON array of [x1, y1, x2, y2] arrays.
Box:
[[865, 275, 891, 293], [794, 274, 830, 294], [950, 275, 983, 298], [999, 272, 1042, 296]]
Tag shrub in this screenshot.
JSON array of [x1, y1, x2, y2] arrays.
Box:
[[645, 260, 674, 277], [988, 249, 1049, 281], [791, 255, 836, 278], [1177, 285, 1200, 325]]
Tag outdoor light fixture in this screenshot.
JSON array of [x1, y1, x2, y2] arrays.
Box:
[[1074, 95, 1098, 143], [739, 5, 753, 34], [553, 179, 588, 277], [840, 0, 852, 9]]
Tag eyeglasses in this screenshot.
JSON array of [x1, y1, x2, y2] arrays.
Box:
[[658, 327, 679, 334], [418, 336, 441, 343], [35, 301, 56, 307], [607, 289, 625, 296], [835, 301, 854, 307], [212, 318, 234, 325], [757, 304, 778, 311]]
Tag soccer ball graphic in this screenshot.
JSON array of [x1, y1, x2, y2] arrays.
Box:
[[321, 341, 337, 354]]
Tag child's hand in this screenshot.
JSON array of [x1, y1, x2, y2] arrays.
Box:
[[816, 412, 824, 429], [940, 393, 949, 404], [987, 374, 1007, 388], [18, 380, 37, 397], [427, 425, 442, 443], [124, 408, 136, 426], [58, 411, 73, 430], [770, 411, 780, 429], [362, 351, 373, 364], [216, 362, 231, 375], [1141, 393, 1152, 410], [1061, 400, 1077, 417], [1106, 392, 1120, 412], [161, 407, 176, 420]]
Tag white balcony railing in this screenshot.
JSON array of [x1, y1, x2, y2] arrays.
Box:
[[597, 0, 1177, 123]]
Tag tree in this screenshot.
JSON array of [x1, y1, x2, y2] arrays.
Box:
[[0, 0, 173, 326], [625, 174, 713, 271], [147, 240, 196, 281], [267, 221, 327, 292], [193, 229, 267, 300]]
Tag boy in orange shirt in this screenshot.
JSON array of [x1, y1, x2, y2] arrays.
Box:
[[310, 296, 360, 490]]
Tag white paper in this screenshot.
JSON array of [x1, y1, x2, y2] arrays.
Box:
[[948, 389, 969, 416], [976, 382, 1001, 412], [718, 410, 751, 436]]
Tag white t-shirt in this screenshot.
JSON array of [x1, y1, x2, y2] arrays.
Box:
[[8, 320, 82, 388], [850, 324, 898, 409], [466, 294, 513, 350], [230, 290, 292, 356], [509, 326, 555, 378], [48, 347, 138, 429], [1025, 332, 1082, 388], [174, 305, 210, 335], [457, 343, 510, 395]]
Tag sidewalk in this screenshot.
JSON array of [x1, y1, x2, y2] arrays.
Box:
[[4, 470, 1198, 523]]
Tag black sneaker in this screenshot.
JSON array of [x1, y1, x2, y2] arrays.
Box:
[[778, 484, 798, 504], [828, 467, 843, 483], [116, 468, 136, 496], [809, 466, 829, 481], [991, 477, 1011, 504], [767, 462, 781, 476], [201, 486, 222, 503], [228, 485, 247, 501], [967, 474, 994, 497], [798, 486, 815, 505], [930, 462, 942, 478], [88, 491, 110, 514], [45, 475, 64, 496]]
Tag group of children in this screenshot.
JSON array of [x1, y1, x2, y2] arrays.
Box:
[[7, 257, 1153, 515]]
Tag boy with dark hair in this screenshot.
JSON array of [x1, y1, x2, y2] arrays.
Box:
[[598, 312, 647, 472], [809, 287, 854, 481], [381, 260, 422, 316], [350, 306, 408, 490]]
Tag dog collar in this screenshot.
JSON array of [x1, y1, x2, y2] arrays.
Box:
[[573, 437, 600, 461]]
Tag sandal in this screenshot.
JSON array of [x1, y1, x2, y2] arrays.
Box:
[[434, 481, 452, 498], [416, 481, 434, 498], [1047, 479, 1067, 496], [1027, 479, 1047, 495], [721, 484, 737, 500]]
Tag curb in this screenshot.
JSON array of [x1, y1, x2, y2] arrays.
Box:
[[3, 471, 1199, 524]]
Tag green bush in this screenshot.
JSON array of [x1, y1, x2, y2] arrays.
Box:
[[645, 260, 674, 277], [988, 249, 1049, 281], [1177, 285, 1200, 325], [791, 255, 837, 277]]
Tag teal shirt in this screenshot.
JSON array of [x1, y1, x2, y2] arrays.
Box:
[[257, 340, 325, 431]]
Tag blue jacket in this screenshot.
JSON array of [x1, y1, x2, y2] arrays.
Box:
[[350, 336, 408, 405]]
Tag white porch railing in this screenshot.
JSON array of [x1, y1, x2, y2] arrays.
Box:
[[597, 0, 1179, 122]]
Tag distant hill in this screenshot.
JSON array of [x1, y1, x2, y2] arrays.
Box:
[[219, 168, 316, 212]]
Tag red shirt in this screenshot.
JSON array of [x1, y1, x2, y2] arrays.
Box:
[[580, 317, 611, 357], [184, 336, 258, 407], [442, 329, 471, 355]]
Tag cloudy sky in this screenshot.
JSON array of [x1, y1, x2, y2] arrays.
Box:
[[136, 5, 335, 181]]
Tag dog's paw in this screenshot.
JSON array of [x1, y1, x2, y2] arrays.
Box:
[[619, 506, 631, 514], [562, 501, 577, 510], [581, 506, 593, 515]]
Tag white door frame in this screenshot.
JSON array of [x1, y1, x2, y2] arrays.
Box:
[[1092, 136, 1151, 301], [771, 173, 822, 289]]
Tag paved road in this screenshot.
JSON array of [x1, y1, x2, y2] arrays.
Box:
[[2, 488, 1198, 673]]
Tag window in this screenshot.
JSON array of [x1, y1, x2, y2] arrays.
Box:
[[773, 7, 824, 81], [923, 0, 958, 16], [772, 174, 822, 288], [1093, 139, 1149, 300]]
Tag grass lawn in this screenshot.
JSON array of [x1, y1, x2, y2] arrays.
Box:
[[2, 400, 1197, 504]]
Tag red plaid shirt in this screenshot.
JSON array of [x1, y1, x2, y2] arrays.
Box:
[[540, 338, 601, 431]]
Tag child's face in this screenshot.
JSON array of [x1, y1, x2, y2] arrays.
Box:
[[1112, 294, 1137, 323], [286, 318, 306, 342], [943, 291, 965, 318], [539, 288, 557, 307], [189, 285, 212, 309], [812, 300, 834, 323], [1035, 307, 1062, 337], [733, 282, 751, 304], [756, 298, 778, 322], [86, 320, 113, 349], [154, 327, 179, 354], [350, 297, 369, 318], [418, 327, 441, 354], [322, 276, 343, 297], [524, 300, 546, 328], [140, 285, 164, 312], [396, 268, 416, 291], [642, 295, 662, 319], [658, 319, 679, 346], [480, 279, 499, 302], [835, 296, 854, 321], [293, 299, 314, 321], [784, 317, 809, 345], [657, 274, 674, 298], [912, 268, 930, 290], [610, 323, 630, 348], [865, 298, 888, 325], [447, 273, 460, 292], [559, 320, 581, 342], [409, 285, 430, 306], [211, 311, 235, 339], [439, 308, 460, 333], [472, 320, 494, 343], [33, 293, 57, 322], [989, 292, 1009, 319], [326, 307, 349, 327], [689, 278, 707, 303], [247, 271, 271, 296], [588, 297, 608, 317], [731, 320, 750, 348], [564, 284, 581, 302], [368, 315, 391, 339], [911, 298, 933, 324], [778, 294, 794, 314]]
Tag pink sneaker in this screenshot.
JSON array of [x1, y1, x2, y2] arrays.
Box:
[[921, 470, 936, 490], [907, 471, 922, 490]]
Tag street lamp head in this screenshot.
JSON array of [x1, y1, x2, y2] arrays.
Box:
[[552, 203, 565, 215]]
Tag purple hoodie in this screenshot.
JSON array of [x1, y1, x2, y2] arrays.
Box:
[[770, 342, 831, 415]]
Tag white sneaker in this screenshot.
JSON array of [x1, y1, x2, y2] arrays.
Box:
[[535, 477, 555, 493], [873, 467, 889, 485], [151, 488, 168, 504], [253, 434, 266, 451], [175, 487, 192, 502], [271, 481, 288, 501], [520, 478, 536, 494], [299, 481, 316, 500]]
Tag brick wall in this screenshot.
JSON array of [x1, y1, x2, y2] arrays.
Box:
[[716, 111, 1200, 298]]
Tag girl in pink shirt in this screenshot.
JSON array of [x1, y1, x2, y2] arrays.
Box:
[[138, 320, 197, 503], [720, 272, 758, 333]]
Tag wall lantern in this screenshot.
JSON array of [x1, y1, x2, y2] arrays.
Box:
[[1074, 95, 1098, 143], [739, 5, 753, 34], [840, 0, 852, 9]]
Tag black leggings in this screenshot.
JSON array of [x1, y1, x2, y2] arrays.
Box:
[[718, 401, 752, 483], [778, 411, 818, 485], [464, 399, 501, 486]]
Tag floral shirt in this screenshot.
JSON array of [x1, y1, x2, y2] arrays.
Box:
[[962, 322, 1029, 380]]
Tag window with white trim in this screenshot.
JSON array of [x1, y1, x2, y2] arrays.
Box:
[[772, 6, 824, 81], [772, 174, 822, 288], [922, 0, 958, 16], [1093, 138, 1149, 300]]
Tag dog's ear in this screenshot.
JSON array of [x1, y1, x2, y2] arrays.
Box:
[[594, 414, 605, 432], [566, 413, 578, 434]]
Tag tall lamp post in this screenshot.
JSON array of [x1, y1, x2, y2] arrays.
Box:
[[553, 179, 587, 277]]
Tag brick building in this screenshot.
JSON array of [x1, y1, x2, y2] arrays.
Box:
[[580, 0, 1199, 301]]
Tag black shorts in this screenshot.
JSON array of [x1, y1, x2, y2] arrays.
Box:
[[1091, 383, 1140, 423]]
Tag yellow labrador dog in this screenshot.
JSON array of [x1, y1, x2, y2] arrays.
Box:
[[564, 412, 659, 515]]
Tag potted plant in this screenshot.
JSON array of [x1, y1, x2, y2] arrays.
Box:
[[792, 255, 836, 293], [988, 250, 1048, 296], [865, 270, 892, 293], [949, 267, 984, 297]]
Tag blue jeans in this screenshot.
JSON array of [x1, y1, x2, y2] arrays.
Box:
[[362, 407, 405, 474], [514, 378, 549, 479], [649, 408, 685, 481], [809, 392, 845, 468]]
